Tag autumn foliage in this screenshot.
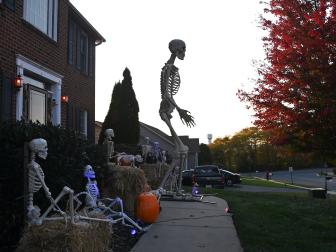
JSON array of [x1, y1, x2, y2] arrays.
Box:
[[238, 0, 336, 155]]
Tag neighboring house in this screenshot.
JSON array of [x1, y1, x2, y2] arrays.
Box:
[[94, 121, 200, 169], [0, 0, 105, 142], [139, 122, 199, 170]]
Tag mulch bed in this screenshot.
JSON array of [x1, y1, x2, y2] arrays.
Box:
[[111, 223, 143, 252]]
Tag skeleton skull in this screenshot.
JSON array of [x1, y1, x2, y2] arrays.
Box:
[[84, 165, 96, 179], [104, 129, 114, 140], [169, 39, 186, 60], [29, 138, 48, 160]]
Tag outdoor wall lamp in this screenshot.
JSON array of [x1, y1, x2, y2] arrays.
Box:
[[12, 74, 23, 90], [61, 95, 69, 103]]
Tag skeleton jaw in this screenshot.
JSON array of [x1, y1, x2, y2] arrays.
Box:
[[38, 151, 48, 160]]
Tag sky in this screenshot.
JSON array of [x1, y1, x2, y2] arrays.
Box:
[[70, 0, 266, 144]]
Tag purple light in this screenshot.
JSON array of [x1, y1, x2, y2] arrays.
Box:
[[131, 228, 137, 236]]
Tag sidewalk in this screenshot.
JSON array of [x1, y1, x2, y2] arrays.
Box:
[[131, 196, 243, 252]]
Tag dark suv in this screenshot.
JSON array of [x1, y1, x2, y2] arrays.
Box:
[[193, 165, 225, 188], [219, 169, 241, 186]]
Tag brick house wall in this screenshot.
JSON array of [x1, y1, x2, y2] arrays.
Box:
[[0, 0, 104, 142]]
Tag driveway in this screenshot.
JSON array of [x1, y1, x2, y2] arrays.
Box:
[[248, 168, 336, 192]]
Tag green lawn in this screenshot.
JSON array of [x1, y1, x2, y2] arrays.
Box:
[[212, 188, 336, 252]]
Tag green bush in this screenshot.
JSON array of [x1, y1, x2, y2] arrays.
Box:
[[0, 121, 105, 251]]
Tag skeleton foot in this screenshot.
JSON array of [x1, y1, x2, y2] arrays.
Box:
[[27, 205, 42, 225]]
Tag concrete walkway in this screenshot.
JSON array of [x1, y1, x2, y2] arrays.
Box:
[[131, 196, 243, 252]]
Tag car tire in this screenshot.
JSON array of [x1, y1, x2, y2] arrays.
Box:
[[226, 179, 233, 187]]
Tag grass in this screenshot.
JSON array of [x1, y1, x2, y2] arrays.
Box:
[[208, 188, 336, 252]]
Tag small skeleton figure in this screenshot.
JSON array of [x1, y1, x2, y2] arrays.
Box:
[[153, 142, 160, 162], [84, 165, 100, 208], [27, 138, 75, 225], [161, 150, 167, 164], [115, 153, 143, 167], [27, 138, 51, 224], [159, 39, 195, 153], [103, 128, 114, 162]]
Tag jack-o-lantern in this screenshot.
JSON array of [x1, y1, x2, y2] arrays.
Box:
[[136, 192, 160, 224]]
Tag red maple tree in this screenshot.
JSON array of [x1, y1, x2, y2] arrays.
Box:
[[238, 0, 336, 155]]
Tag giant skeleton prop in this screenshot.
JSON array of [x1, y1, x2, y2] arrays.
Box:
[[27, 138, 75, 225], [158, 39, 195, 197]]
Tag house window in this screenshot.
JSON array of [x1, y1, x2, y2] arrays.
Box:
[[68, 20, 95, 76], [23, 0, 58, 41], [3, 0, 15, 10]]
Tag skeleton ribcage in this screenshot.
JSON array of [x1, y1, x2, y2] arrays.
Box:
[[87, 183, 99, 201], [160, 64, 180, 98], [28, 165, 44, 193]]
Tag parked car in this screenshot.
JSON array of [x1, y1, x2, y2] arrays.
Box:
[[182, 169, 194, 186], [219, 169, 241, 186], [193, 165, 225, 188]]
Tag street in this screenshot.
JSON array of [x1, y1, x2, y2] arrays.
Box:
[[247, 168, 336, 192]]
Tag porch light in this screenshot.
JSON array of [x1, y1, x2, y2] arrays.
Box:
[[13, 75, 23, 89], [61, 95, 69, 103]]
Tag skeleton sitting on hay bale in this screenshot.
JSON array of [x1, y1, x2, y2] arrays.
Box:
[[27, 138, 75, 226], [26, 137, 146, 231], [20, 138, 113, 252], [73, 164, 146, 231]]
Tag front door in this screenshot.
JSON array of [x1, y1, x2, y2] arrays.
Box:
[[23, 83, 50, 124], [28, 86, 47, 124]]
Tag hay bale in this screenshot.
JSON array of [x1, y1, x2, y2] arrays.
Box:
[[16, 220, 112, 252], [103, 165, 147, 216], [140, 163, 171, 189]]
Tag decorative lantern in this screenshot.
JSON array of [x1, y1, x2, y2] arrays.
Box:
[[61, 95, 69, 103], [13, 75, 23, 89], [136, 192, 160, 224]]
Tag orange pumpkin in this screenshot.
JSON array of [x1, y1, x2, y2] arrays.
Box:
[[136, 192, 160, 224]]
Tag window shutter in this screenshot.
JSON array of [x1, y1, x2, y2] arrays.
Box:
[[76, 29, 81, 70], [89, 40, 94, 77], [76, 106, 81, 131], [1, 77, 12, 122], [66, 102, 73, 129], [67, 21, 74, 65], [87, 110, 91, 141]]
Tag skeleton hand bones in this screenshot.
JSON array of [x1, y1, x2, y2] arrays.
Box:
[[177, 108, 195, 127]]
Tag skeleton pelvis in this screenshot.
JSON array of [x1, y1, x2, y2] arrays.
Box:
[[159, 100, 174, 115]]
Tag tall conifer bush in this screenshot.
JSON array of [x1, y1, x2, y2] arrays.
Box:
[[99, 68, 140, 145]]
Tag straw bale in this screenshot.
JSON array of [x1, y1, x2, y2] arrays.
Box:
[[16, 220, 112, 252], [140, 163, 171, 189], [103, 164, 147, 216]]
